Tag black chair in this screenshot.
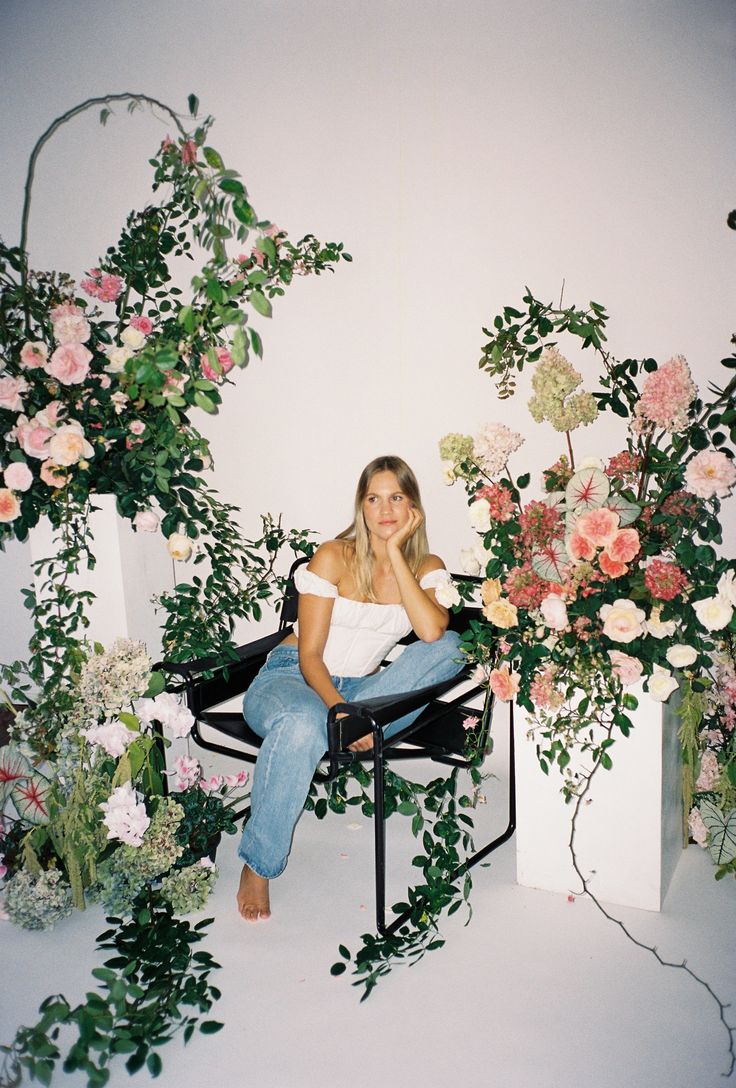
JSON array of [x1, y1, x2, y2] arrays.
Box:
[[159, 556, 516, 935]]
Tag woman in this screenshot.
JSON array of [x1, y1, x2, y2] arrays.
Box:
[[237, 455, 464, 921]]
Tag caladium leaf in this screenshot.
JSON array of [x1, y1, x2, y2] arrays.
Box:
[[11, 770, 51, 825], [700, 800, 736, 866], [543, 491, 566, 511], [0, 745, 32, 805], [605, 494, 641, 527], [532, 539, 570, 583], [565, 468, 610, 512]]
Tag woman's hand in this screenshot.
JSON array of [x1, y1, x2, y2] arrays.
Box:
[[386, 504, 423, 553]]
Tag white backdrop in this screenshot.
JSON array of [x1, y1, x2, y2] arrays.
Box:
[[1, 0, 734, 655]]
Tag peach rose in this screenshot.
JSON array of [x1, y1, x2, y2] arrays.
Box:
[[48, 421, 94, 466], [0, 488, 20, 522], [598, 551, 628, 578], [605, 527, 640, 564], [481, 578, 502, 606], [567, 529, 596, 561], [46, 342, 92, 385], [40, 461, 68, 487], [574, 506, 620, 548], [19, 341, 48, 369], [489, 665, 520, 702], [3, 462, 33, 492], [483, 599, 518, 628], [598, 598, 646, 643]]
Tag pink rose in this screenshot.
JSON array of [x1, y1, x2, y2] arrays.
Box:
[[133, 509, 159, 533], [684, 450, 736, 499], [19, 342, 48, 369], [574, 507, 620, 548], [200, 347, 234, 382], [598, 551, 628, 578], [489, 665, 520, 702], [0, 376, 29, 412], [567, 529, 596, 561], [129, 315, 153, 335], [0, 489, 21, 522], [608, 650, 644, 686], [40, 461, 68, 487], [129, 420, 145, 436], [46, 343, 92, 385], [15, 418, 53, 460], [52, 312, 91, 345], [604, 527, 640, 565], [540, 594, 568, 630], [3, 462, 33, 492], [50, 302, 83, 321], [35, 401, 63, 429], [599, 598, 646, 643]]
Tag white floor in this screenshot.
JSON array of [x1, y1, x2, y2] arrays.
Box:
[[3, 726, 736, 1088]]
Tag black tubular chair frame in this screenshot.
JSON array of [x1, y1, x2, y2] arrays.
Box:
[[159, 556, 516, 936]]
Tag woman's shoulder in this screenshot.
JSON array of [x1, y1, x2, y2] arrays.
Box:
[[417, 553, 447, 578], [308, 539, 352, 582]]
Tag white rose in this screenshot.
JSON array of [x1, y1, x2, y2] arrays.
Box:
[[134, 510, 160, 533], [48, 421, 94, 466], [540, 594, 569, 631], [434, 572, 461, 609], [105, 345, 133, 374], [460, 547, 481, 575], [666, 644, 698, 668], [441, 460, 456, 485], [120, 325, 146, 351], [167, 532, 193, 561], [468, 499, 491, 533], [645, 608, 678, 640], [598, 598, 646, 643], [716, 569, 736, 608], [693, 595, 733, 632], [646, 665, 679, 703]]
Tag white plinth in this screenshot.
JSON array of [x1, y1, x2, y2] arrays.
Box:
[[515, 684, 683, 911], [29, 495, 175, 661]]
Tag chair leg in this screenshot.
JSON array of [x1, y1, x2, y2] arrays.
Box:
[[372, 728, 388, 936]]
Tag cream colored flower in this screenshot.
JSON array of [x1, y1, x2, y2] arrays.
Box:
[[693, 595, 733, 632], [120, 325, 146, 351], [481, 578, 502, 606], [598, 598, 646, 643], [469, 499, 491, 533], [435, 576, 461, 609], [483, 598, 518, 628], [48, 421, 94, 466], [644, 607, 678, 640], [167, 532, 193, 561], [666, 644, 698, 668], [105, 345, 133, 374], [646, 665, 679, 703]]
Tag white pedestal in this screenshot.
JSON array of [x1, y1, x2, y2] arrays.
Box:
[[29, 495, 175, 661], [515, 684, 684, 911]]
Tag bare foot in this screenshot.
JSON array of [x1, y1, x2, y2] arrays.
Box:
[[237, 864, 271, 922]]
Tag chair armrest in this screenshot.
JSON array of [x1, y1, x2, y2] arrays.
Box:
[[156, 629, 290, 681]]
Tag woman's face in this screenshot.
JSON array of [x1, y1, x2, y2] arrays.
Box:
[[362, 470, 412, 541]]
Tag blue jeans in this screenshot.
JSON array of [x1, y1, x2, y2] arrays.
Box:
[[237, 631, 464, 879]]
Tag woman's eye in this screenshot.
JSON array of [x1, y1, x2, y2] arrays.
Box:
[[391, 495, 405, 503]]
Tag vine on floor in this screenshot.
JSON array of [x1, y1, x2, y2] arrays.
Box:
[[0, 891, 222, 1088]]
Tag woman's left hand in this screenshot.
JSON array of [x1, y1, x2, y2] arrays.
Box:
[[386, 504, 423, 552]]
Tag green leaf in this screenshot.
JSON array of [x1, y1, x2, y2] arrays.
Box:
[[250, 290, 272, 318], [203, 147, 225, 170], [199, 1021, 224, 1034], [194, 391, 217, 414], [330, 962, 347, 976], [188, 93, 199, 116], [147, 1053, 163, 1077]]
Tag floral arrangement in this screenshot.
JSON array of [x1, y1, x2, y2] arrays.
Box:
[[440, 292, 736, 875]]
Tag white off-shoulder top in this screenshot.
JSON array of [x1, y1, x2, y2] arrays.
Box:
[[293, 564, 451, 677]]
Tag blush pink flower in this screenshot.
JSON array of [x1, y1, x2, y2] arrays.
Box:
[[688, 807, 708, 847], [598, 551, 628, 578], [50, 302, 83, 320], [695, 750, 720, 792], [52, 312, 91, 345], [0, 489, 21, 522], [0, 376, 29, 412], [539, 594, 568, 630], [172, 754, 201, 791], [14, 418, 53, 459], [129, 315, 153, 335], [129, 420, 145, 436], [46, 343, 92, 385], [567, 528, 596, 561], [181, 139, 197, 165], [489, 665, 520, 702], [40, 461, 68, 487], [35, 401, 63, 429], [48, 421, 94, 466], [608, 650, 643, 686], [574, 506, 620, 548], [81, 270, 124, 302], [529, 666, 565, 710], [476, 482, 515, 523], [684, 450, 736, 499], [200, 347, 234, 382], [19, 342, 48, 369], [604, 527, 640, 565], [133, 509, 159, 533], [3, 462, 33, 492], [633, 355, 697, 433]]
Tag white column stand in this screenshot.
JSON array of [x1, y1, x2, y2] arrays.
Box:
[[29, 494, 175, 661], [515, 683, 684, 911]]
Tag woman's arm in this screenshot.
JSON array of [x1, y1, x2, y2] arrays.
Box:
[[296, 542, 345, 710], [387, 510, 449, 642]]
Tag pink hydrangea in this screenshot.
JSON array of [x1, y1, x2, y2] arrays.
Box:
[[476, 482, 515, 523], [684, 450, 736, 499], [688, 807, 708, 847], [695, 750, 720, 792], [605, 451, 642, 479], [472, 422, 524, 478], [644, 559, 689, 601], [200, 347, 234, 382], [529, 666, 564, 710], [633, 355, 696, 433], [518, 501, 564, 549]]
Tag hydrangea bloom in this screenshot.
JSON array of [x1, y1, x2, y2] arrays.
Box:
[[528, 347, 598, 432], [82, 719, 135, 759], [159, 860, 218, 914], [79, 639, 152, 719], [3, 868, 73, 931], [438, 432, 474, 464], [472, 422, 524, 477], [633, 355, 696, 433], [644, 559, 689, 601]]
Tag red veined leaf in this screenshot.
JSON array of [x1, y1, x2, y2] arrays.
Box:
[[605, 494, 640, 527], [531, 539, 570, 583], [0, 745, 32, 805], [565, 468, 610, 512], [12, 771, 51, 825]]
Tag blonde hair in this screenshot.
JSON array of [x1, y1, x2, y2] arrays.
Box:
[[336, 455, 430, 602]]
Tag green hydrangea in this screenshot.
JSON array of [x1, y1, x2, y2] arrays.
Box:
[[4, 868, 73, 930], [438, 432, 474, 464], [159, 861, 218, 914], [528, 347, 598, 432], [92, 798, 185, 915]]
